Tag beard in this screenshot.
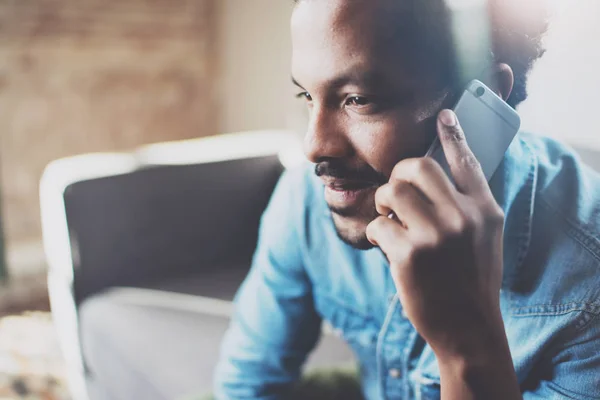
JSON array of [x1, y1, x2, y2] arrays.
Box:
[[315, 159, 387, 250], [330, 198, 381, 250], [334, 221, 378, 250]]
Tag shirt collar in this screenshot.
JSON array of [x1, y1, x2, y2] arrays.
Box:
[[489, 133, 538, 285]]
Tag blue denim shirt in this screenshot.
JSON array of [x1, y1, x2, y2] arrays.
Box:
[[214, 133, 600, 400]]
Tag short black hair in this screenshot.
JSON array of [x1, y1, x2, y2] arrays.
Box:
[[293, 0, 549, 108]]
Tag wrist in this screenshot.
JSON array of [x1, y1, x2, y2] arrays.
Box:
[[431, 305, 509, 364], [436, 336, 512, 377], [436, 343, 520, 400], [434, 322, 521, 400], [435, 328, 510, 365]]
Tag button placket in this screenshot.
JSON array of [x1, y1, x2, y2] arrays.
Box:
[[388, 368, 401, 379], [377, 295, 407, 400]]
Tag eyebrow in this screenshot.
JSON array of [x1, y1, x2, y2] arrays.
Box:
[[292, 68, 390, 92], [292, 76, 304, 89]]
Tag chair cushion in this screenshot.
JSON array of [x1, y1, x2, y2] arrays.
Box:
[[79, 288, 355, 400], [140, 265, 250, 301]]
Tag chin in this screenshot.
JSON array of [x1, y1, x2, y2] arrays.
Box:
[[331, 212, 377, 250]]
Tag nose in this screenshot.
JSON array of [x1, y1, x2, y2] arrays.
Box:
[[303, 106, 353, 163]]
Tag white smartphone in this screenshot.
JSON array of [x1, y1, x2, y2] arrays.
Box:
[[425, 79, 521, 183]]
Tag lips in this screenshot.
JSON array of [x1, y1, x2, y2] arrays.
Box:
[[323, 178, 378, 191], [322, 178, 378, 213]]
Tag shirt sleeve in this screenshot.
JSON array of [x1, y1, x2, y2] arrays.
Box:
[[213, 168, 322, 400], [522, 313, 600, 400]]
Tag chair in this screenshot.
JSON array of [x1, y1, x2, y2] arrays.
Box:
[[43, 130, 598, 400], [41, 131, 354, 400]]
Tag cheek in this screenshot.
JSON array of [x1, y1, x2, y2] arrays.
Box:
[[348, 113, 434, 176]]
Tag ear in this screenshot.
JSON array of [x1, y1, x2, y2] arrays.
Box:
[[482, 63, 514, 102]]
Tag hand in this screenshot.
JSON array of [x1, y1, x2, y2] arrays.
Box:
[[366, 109, 508, 362]]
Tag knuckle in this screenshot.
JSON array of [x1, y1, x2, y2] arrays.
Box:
[[374, 183, 388, 203], [426, 230, 444, 248], [457, 208, 479, 235], [366, 217, 386, 243], [390, 165, 401, 181], [406, 245, 424, 264], [391, 158, 411, 180], [485, 205, 505, 227], [375, 184, 394, 210], [365, 219, 376, 236], [430, 218, 467, 247], [406, 236, 436, 261], [413, 157, 437, 177], [441, 124, 464, 143], [459, 154, 481, 170], [369, 215, 385, 231], [489, 203, 505, 218], [391, 161, 404, 179], [465, 212, 490, 235], [391, 180, 413, 197], [445, 211, 469, 236]]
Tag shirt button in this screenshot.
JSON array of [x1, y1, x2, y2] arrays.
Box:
[[389, 368, 401, 379]]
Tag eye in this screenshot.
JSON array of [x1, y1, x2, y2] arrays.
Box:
[[345, 96, 370, 107], [295, 91, 312, 102]]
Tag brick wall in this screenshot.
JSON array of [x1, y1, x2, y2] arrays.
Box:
[[0, 0, 218, 246]]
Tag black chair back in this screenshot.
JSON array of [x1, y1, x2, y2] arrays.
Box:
[[63, 156, 284, 304]]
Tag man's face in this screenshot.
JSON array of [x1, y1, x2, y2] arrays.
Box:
[[291, 0, 451, 249]]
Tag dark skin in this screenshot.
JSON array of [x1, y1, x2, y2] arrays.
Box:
[[291, 0, 520, 398]]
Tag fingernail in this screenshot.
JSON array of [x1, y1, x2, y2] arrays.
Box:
[[439, 109, 457, 127]]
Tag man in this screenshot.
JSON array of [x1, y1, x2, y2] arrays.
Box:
[[214, 0, 600, 399]]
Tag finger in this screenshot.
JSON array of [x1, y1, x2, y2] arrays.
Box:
[[437, 109, 488, 195], [375, 181, 437, 235], [366, 216, 411, 262], [390, 157, 459, 208]]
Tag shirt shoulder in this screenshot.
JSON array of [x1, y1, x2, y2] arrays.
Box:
[[523, 133, 600, 257], [510, 133, 600, 318], [525, 133, 600, 235], [261, 162, 325, 246]]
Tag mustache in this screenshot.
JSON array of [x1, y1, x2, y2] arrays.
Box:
[[314, 160, 388, 186]]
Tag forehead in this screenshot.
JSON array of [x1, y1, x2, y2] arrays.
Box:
[[290, 0, 429, 87]]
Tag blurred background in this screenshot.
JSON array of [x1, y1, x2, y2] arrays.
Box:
[[0, 0, 598, 399]]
